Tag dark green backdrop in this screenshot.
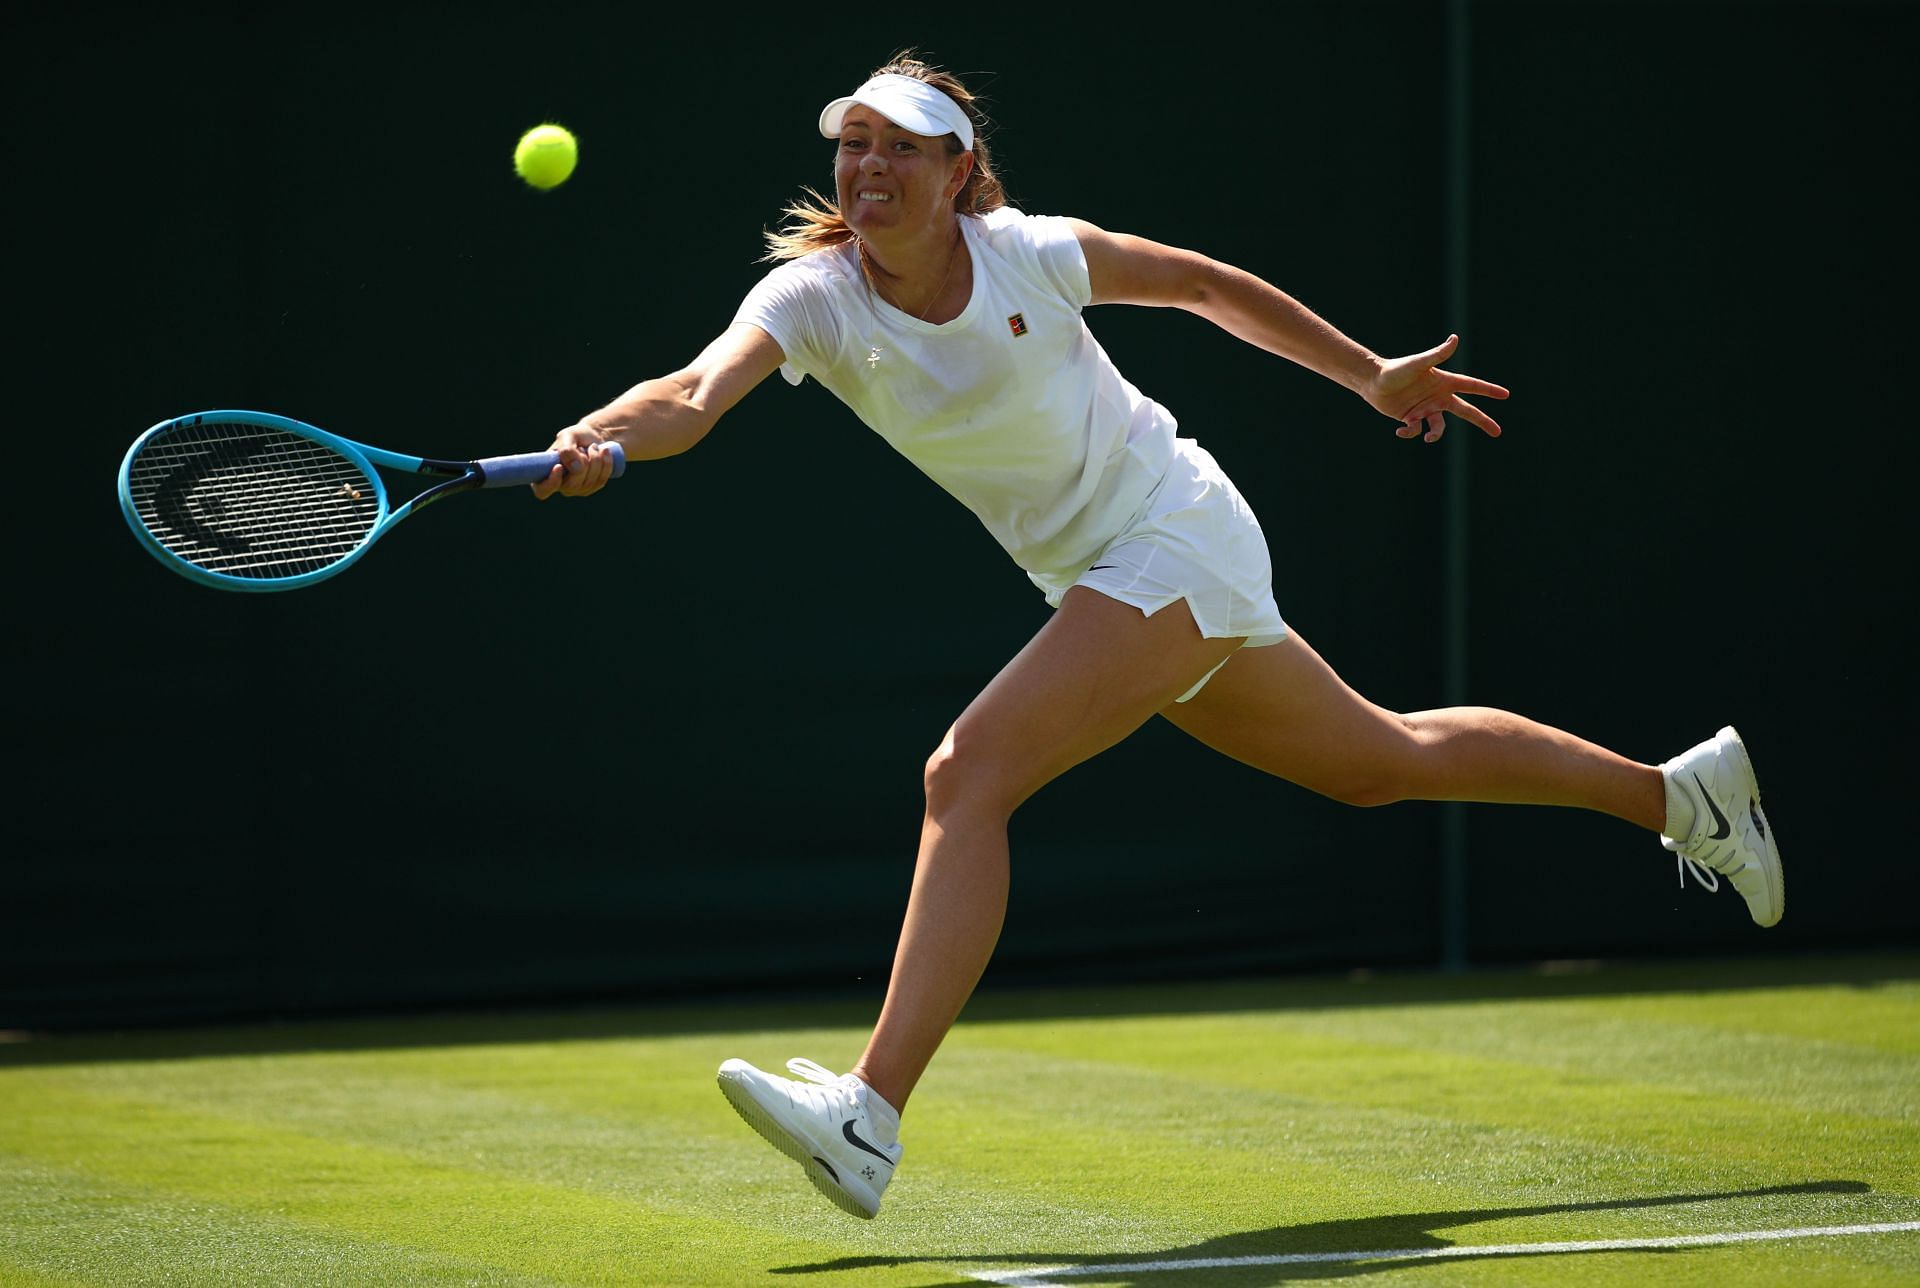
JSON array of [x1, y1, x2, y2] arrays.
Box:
[[8, 1, 1915, 1029]]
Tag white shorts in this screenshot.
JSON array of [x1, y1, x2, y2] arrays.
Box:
[[1027, 438, 1289, 702]]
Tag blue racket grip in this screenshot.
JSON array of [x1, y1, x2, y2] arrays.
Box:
[[476, 443, 627, 488]]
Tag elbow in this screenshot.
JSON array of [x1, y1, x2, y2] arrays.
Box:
[[636, 371, 718, 459], [673, 389, 722, 454], [673, 412, 718, 456], [1188, 258, 1241, 311], [1160, 255, 1231, 316], [633, 414, 712, 462]]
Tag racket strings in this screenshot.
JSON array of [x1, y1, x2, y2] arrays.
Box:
[[125, 422, 380, 579]]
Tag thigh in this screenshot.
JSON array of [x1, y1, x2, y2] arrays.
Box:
[[942, 587, 1244, 811], [1158, 631, 1419, 796]]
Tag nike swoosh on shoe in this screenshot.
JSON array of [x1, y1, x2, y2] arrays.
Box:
[[1693, 774, 1732, 840], [842, 1120, 895, 1168]]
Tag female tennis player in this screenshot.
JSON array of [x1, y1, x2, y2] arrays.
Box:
[[534, 55, 1782, 1220]]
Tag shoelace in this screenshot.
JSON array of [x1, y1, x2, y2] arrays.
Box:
[[785, 1057, 862, 1110], [785, 1057, 840, 1084], [1680, 845, 1756, 892], [1678, 856, 1720, 893]]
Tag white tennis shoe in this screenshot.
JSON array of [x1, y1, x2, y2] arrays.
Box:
[[1661, 725, 1783, 927], [716, 1057, 902, 1219]]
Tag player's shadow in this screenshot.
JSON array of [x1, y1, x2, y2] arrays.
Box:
[[770, 1180, 1873, 1284]]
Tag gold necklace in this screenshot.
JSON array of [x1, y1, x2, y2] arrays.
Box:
[[858, 229, 962, 370]]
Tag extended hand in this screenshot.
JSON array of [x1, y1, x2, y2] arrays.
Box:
[[531, 425, 619, 500], [1366, 335, 1509, 442]]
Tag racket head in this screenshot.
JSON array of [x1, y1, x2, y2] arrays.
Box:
[[118, 410, 392, 591]]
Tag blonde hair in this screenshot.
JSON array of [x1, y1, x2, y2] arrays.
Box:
[[762, 51, 1007, 262]]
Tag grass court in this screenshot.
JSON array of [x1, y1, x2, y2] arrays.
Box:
[[3, 952, 1915, 1285]]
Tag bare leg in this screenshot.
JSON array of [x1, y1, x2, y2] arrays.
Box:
[[849, 589, 1243, 1112], [1162, 631, 1665, 829]]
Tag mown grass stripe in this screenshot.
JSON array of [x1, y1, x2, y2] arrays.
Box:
[[0, 1149, 549, 1287], [954, 1016, 1920, 1188], [906, 1043, 1911, 1268], [0, 1081, 880, 1283]]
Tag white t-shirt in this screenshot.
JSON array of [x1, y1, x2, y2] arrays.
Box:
[[733, 206, 1179, 582]]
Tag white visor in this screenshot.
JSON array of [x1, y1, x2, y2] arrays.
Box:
[[819, 73, 974, 151]]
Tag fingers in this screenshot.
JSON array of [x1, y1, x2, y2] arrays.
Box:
[[1451, 375, 1511, 400], [530, 442, 617, 499], [1455, 398, 1504, 438], [1384, 337, 1506, 442], [1393, 399, 1502, 443], [563, 443, 614, 494]]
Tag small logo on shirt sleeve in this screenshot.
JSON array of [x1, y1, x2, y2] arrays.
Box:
[[1007, 313, 1028, 337]]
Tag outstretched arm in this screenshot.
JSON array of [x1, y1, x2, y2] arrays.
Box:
[[1068, 219, 1508, 442], [532, 322, 787, 498]]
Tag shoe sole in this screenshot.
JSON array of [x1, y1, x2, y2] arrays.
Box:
[[716, 1072, 878, 1219], [1721, 726, 1785, 927]]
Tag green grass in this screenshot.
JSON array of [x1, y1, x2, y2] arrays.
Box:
[[3, 953, 1917, 1286]]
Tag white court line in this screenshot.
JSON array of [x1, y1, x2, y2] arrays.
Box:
[[963, 1221, 1920, 1285]]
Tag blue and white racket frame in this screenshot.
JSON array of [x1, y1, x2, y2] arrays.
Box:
[[118, 409, 623, 592]]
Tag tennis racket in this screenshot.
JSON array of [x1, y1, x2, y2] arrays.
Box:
[[118, 409, 625, 592]]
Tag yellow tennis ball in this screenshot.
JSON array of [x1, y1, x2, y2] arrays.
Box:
[[514, 124, 578, 190]]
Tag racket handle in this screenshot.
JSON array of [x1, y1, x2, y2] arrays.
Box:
[[476, 443, 627, 488]]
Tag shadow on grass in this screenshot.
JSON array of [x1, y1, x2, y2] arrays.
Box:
[[772, 1181, 1877, 1284], [3, 950, 1914, 1068]]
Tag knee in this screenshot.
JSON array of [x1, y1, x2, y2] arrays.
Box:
[[1316, 772, 1410, 810], [922, 727, 1018, 822], [1312, 716, 1425, 808], [921, 732, 976, 815]]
